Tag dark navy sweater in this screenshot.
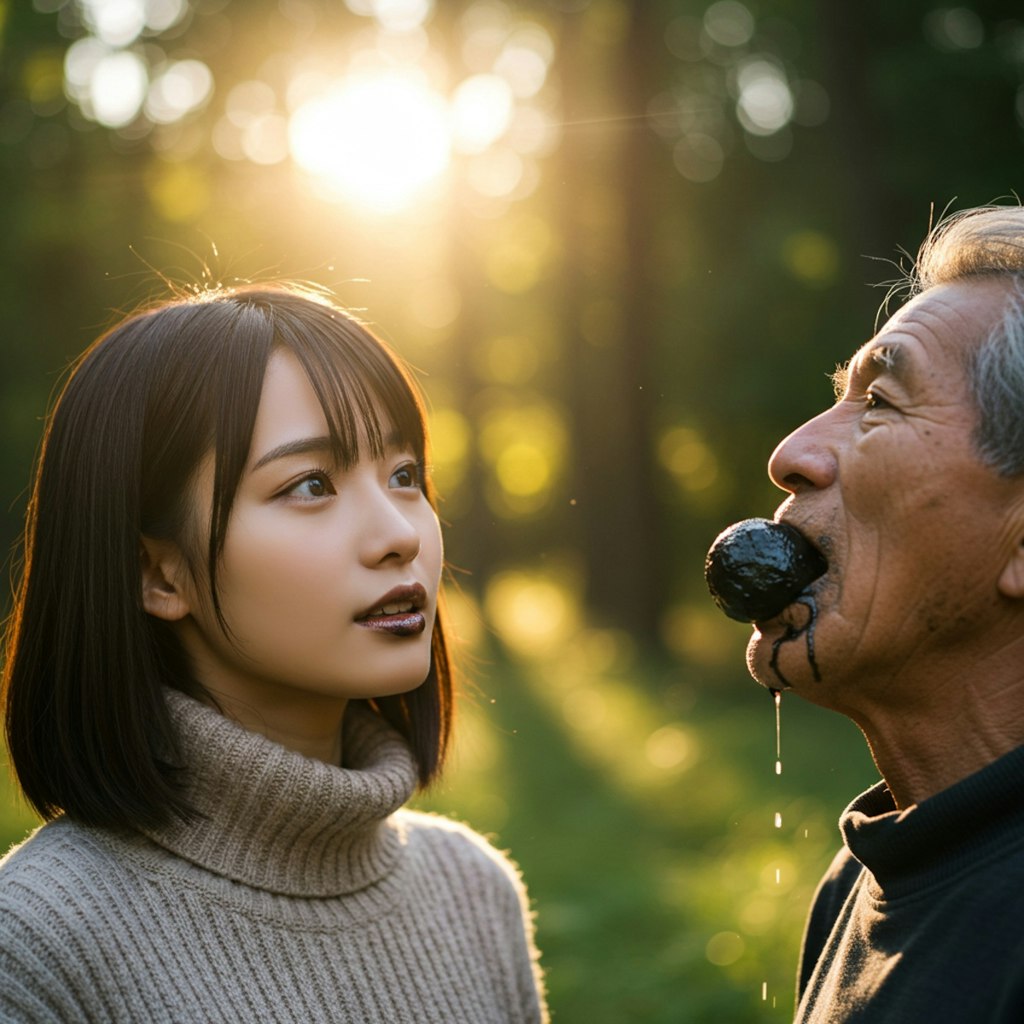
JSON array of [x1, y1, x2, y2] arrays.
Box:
[[795, 743, 1024, 1022]]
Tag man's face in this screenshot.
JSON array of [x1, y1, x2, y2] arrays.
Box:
[[746, 278, 1024, 714]]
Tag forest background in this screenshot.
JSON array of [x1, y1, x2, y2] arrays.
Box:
[[0, 0, 1019, 1020]]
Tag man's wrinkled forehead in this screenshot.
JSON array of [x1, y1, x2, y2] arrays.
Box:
[[850, 287, 976, 384]]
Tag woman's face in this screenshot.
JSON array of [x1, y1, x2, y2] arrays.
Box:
[[156, 348, 443, 751]]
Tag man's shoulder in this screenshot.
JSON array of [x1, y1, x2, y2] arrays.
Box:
[[797, 845, 864, 997], [815, 845, 862, 899]]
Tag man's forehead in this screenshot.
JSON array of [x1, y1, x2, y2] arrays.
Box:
[[865, 278, 1013, 362], [849, 286, 979, 379]]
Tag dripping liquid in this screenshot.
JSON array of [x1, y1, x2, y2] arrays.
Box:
[[773, 688, 782, 776], [767, 691, 786, 1006], [771, 688, 783, 831], [768, 594, 822, 689]]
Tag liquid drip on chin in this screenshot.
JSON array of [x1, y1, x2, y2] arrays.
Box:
[[768, 595, 822, 689]]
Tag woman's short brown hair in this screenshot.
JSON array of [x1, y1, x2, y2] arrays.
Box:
[[2, 284, 454, 829]]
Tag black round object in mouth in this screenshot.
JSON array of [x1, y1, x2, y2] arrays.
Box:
[[704, 518, 827, 623]]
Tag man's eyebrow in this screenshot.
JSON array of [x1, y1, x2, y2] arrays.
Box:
[[865, 343, 906, 376], [853, 342, 909, 386], [832, 342, 909, 399], [251, 435, 333, 471]]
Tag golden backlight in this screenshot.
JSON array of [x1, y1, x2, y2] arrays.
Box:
[[288, 69, 451, 212]]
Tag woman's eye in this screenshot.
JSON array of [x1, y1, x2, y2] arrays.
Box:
[[290, 472, 335, 499], [389, 462, 423, 490]]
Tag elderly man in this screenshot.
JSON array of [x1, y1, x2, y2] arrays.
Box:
[[745, 206, 1024, 1021]]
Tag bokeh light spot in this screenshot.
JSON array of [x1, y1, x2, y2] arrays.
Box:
[[782, 230, 839, 287], [145, 160, 209, 221], [227, 80, 276, 126], [23, 52, 65, 110], [451, 73, 514, 153], [81, 0, 146, 47], [705, 930, 745, 967], [703, 1, 755, 48], [460, 0, 515, 72], [660, 604, 745, 668], [480, 400, 566, 514], [242, 114, 289, 165], [924, 7, 984, 51], [673, 132, 725, 183], [645, 724, 697, 773], [493, 25, 553, 97], [658, 426, 719, 492], [145, 0, 189, 33], [495, 441, 550, 497], [89, 50, 148, 128], [347, 0, 434, 32], [735, 58, 793, 136], [427, 406, 471, 495], [484, 571, 579, 657], [144, 60, 213, 125]]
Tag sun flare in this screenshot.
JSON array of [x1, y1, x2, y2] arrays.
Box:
[[288, 70, 451, 212]]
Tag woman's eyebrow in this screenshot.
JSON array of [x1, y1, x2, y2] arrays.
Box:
[[383, 428, 415, 453], [251, 435, 333, 471]]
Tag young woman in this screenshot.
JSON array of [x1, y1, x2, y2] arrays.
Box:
[[0, 284, 547, 1023]]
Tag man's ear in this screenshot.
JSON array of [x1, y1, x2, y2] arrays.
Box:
[[140, 536, 193, 622], [998, 534, 1024, 600]]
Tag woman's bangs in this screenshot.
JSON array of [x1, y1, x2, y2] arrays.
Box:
[[281, 316, 427, 472]]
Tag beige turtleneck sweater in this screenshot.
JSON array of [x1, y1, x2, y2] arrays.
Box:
[[0, 691, 547, 1022]]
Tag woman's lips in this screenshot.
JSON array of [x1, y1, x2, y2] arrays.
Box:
[[356, 583, 428, 636], [357, 613, 426, 636]]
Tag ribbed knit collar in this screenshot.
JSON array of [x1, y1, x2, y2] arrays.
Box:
[[840, 742, 1024, 898], [139, 690, 418, 898]]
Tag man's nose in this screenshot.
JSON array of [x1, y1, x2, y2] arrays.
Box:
[[767, 409, 838, 494]]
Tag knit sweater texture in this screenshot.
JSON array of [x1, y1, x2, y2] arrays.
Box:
[[0, 691, 548, 1023], [794, 742, 1024, 1022]]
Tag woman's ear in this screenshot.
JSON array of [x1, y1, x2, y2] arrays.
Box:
[[140, 536, 193, 621]]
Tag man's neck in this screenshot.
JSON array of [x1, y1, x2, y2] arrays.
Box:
[[852, 675, 1024, 808]]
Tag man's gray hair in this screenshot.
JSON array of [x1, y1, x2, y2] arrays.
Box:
[[911, 206, 1024, 476]]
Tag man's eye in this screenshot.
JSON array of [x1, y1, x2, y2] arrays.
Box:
[[290, 472, 335, 498], [864, 390, 891, 411], [389, 462, 423, 489]]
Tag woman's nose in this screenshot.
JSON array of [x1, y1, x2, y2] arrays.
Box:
[[360, 491, 423, 567], [767, 409, 838, 494]]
